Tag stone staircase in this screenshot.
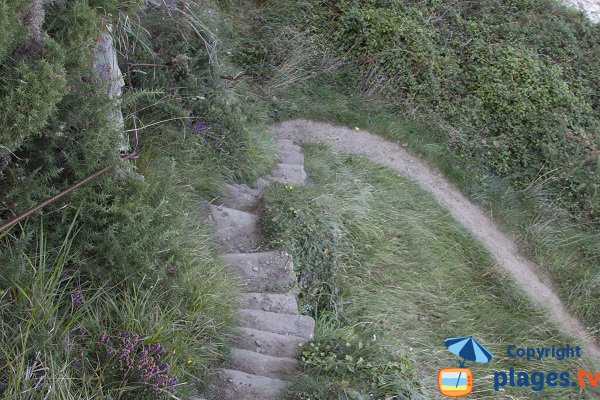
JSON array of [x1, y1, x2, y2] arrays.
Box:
[[206, 139, 314, 400]]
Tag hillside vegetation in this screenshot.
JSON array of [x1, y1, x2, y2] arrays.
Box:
[[1, 0, 599, 398], [226, 0, 600, 338], [242, 0, 600, 219], [0, 0, 274, 398]]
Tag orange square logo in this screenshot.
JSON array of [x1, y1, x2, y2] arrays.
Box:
[[438, 368, 473, 397]]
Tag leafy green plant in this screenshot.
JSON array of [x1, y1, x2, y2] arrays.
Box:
[[262, 183, 340, 316], [298, 324, 416, 399]]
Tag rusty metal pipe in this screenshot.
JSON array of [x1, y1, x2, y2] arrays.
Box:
[[0, 152, 138, 234]]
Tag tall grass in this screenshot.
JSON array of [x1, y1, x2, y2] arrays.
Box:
[[0, 212, 237, 399], [262, 145, 600, 399]]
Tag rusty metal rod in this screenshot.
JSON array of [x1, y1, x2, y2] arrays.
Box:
[[0, 152, 138, 234]]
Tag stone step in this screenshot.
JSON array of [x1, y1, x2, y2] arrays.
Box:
[[238, 309, 315, 339], [229, 348, 299, 380], [240, 292, 299, 314], [234, 327, 306, 358], [277, 139, 295, 147], [218, 183, 262, 212], [211, 369, 291, 400], [223, 252, 295, 293], [279, 144, 302, 153], [256, 177, 271, 191], [277, 139, 302, 152], [269, 163, 307, 185], [209, 205, 262, 253], [279, 151, 304, 166]]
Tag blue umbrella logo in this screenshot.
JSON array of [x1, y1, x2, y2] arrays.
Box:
[[445, 336, 493, 367], [444, 336, 493, 390]]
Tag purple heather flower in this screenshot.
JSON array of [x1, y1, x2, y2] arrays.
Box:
[[99, 331, 111, 345], [167, 377, 178, 387], [145, 343, 164, 354], [71, 290, 84, 308], [192, 121, 207, 132], [97, 331, 177, 392]]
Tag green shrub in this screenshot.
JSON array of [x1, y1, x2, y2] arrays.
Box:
[[334, 0, 446, 101], [458, 43, 599, 212], [262, 183, 340, 316], [292, 318, 419, 400], [0, 39, 67, 157], [0, 0, 27, 64]]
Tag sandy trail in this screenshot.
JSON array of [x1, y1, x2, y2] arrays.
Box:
[[272, 119, 600, 362]]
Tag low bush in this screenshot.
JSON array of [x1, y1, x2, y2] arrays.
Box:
[[291, 317, 419, 400]]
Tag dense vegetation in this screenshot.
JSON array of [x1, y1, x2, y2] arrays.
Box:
[[0, 0, 274, 398], [245, 0, 600, 220], [2, 0, 599, 398]]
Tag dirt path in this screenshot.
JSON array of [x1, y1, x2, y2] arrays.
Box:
[[272, 119, 600, 362]]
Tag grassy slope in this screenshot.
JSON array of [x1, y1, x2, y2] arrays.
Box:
[[225, 0, 600, 336], [262, 144, 600, 399], [272, 84, 600, 339]]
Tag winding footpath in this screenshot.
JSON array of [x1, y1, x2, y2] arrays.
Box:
[[201, 119, 598, 399], [207, 139, 314, 399], [271, 119, 600, 363]]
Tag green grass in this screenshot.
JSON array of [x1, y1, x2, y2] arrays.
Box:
[[0, 218, 237, 399], [270, 83, 600, 340], [262, 144, 600, 399], [220, 0, 600, 338]]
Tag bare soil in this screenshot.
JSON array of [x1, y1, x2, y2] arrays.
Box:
[[271, 119, 600, 362]]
